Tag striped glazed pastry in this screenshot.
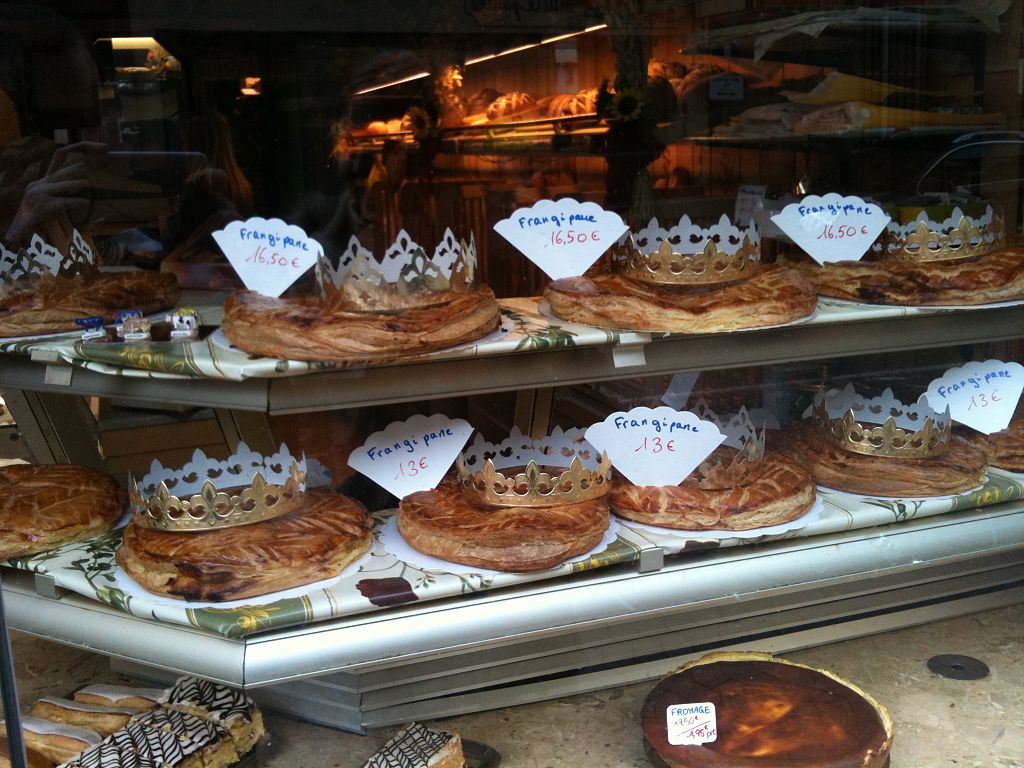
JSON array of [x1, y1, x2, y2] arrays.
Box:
[[161, 678, 264, 753]]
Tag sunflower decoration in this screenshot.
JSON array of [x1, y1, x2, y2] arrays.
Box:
[[607, 88, 644, 124], [401, 106, 436, 141]]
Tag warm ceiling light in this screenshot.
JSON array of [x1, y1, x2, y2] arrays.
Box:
[[109, 36, 160, 50], [240, 76, 262, 97], [355, 70, 432, 95]]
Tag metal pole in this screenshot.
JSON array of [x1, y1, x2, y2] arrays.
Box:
[[0, 571, 27, 768]]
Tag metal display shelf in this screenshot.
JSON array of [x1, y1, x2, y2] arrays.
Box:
[[6, 502, 1024, 732], [1, 304, 1023, 414]]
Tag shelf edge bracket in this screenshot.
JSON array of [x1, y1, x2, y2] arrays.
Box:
[[611, 332, 651, 369]]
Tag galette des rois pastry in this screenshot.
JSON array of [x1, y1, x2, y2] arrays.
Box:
[[545, 214, 816, 333], [116, 444, 372, 601], [399, 429, 611, 571], [609, 406, 815, 531], [222, 228, 499, 363], [0, 463, 124, 561], [780, 385, 987, 497]]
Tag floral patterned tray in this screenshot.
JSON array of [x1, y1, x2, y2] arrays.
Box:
[[0, 297, 1003, 382], [5, 468, 1021, 639]]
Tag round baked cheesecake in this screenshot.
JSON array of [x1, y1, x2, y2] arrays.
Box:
[[642, 652, 893, 768], [398, 479, 609, 571], [117, 488, 372, 601]]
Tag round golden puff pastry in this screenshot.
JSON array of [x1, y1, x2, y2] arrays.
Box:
[[609, 451, 815, 530], [642, 651, 893, 768], [787, 246, 1024, 305], [221, 286, 501, 363], [957, 417, 1024, 471], [779, 422, 988, 497], [0, 464, 123, 561], [116, 489, 372, 601], [543, 266, 816, 333], [398, 479, 610, 571], [0, 271, 180, 337]]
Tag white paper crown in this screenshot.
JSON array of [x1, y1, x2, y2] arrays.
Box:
[[814, 384, 951, 459], [456, 426, 611, 507], [129, 442, 308, 531], [0, 230, 94, 285], [316, 227, 477, 300], [689, 400, 766, 489], [873, 205, 1004, 263], [613, 214, 760, 286]]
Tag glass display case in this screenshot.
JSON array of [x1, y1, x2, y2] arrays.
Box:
[[0, 2, 1022, 766]]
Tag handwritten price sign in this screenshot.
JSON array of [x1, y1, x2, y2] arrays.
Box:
[[667, 703, 718, 746], [926, 359, 1024, 434], [585, 406, 726, 487], [213, 217, 322, 297], [547, 227, 601, 248], [635, 436, 676, 454], [347, 414, 474, 498], [771, 193, 890, 266], [493, 198, 628, 280]]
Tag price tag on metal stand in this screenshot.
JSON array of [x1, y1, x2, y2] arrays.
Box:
[[585, 406, 726, 488], [347, 414, 474, 499], [213, 216, 322, 297], [771, 193, 890, 265], [493, 198, 629, 280]]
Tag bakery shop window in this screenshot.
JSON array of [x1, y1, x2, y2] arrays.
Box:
[[0, 2, 1020, 290]]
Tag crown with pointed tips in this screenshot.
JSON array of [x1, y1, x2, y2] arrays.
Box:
[[612, 214, 760, 286], [874, 205, 1004, 263], [315, 228, 477, 307], [456, 427, 611, 507], [688, 401, 766, 489], [813, 384, 950, 459], [128, 443, 307, 531]]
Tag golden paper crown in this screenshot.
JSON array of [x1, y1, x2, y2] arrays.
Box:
[[613, 214, 760, 286], [456, 428, 612, 508], [315, 228, 476, 304], [688, 402, 766, 490], [813, 385, 950, 459], [875, 205, 1004, 263], [129, 443, 307, 531]]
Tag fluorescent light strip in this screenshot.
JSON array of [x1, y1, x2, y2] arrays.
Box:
[[355, 23, 608, 94], [110, 36, 159, 50], [463, 23, 607, 66], [355, 70, 432, 95]]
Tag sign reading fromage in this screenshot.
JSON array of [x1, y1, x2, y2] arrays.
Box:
[[347, 413, 474, 498], [213, 217, 322, 297], [926, 359, 1024, 434], [666, 702, 718, 746], [493, 198, 628, 280], [584, 406, 726, 488], [770, 193, 890, 266]]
